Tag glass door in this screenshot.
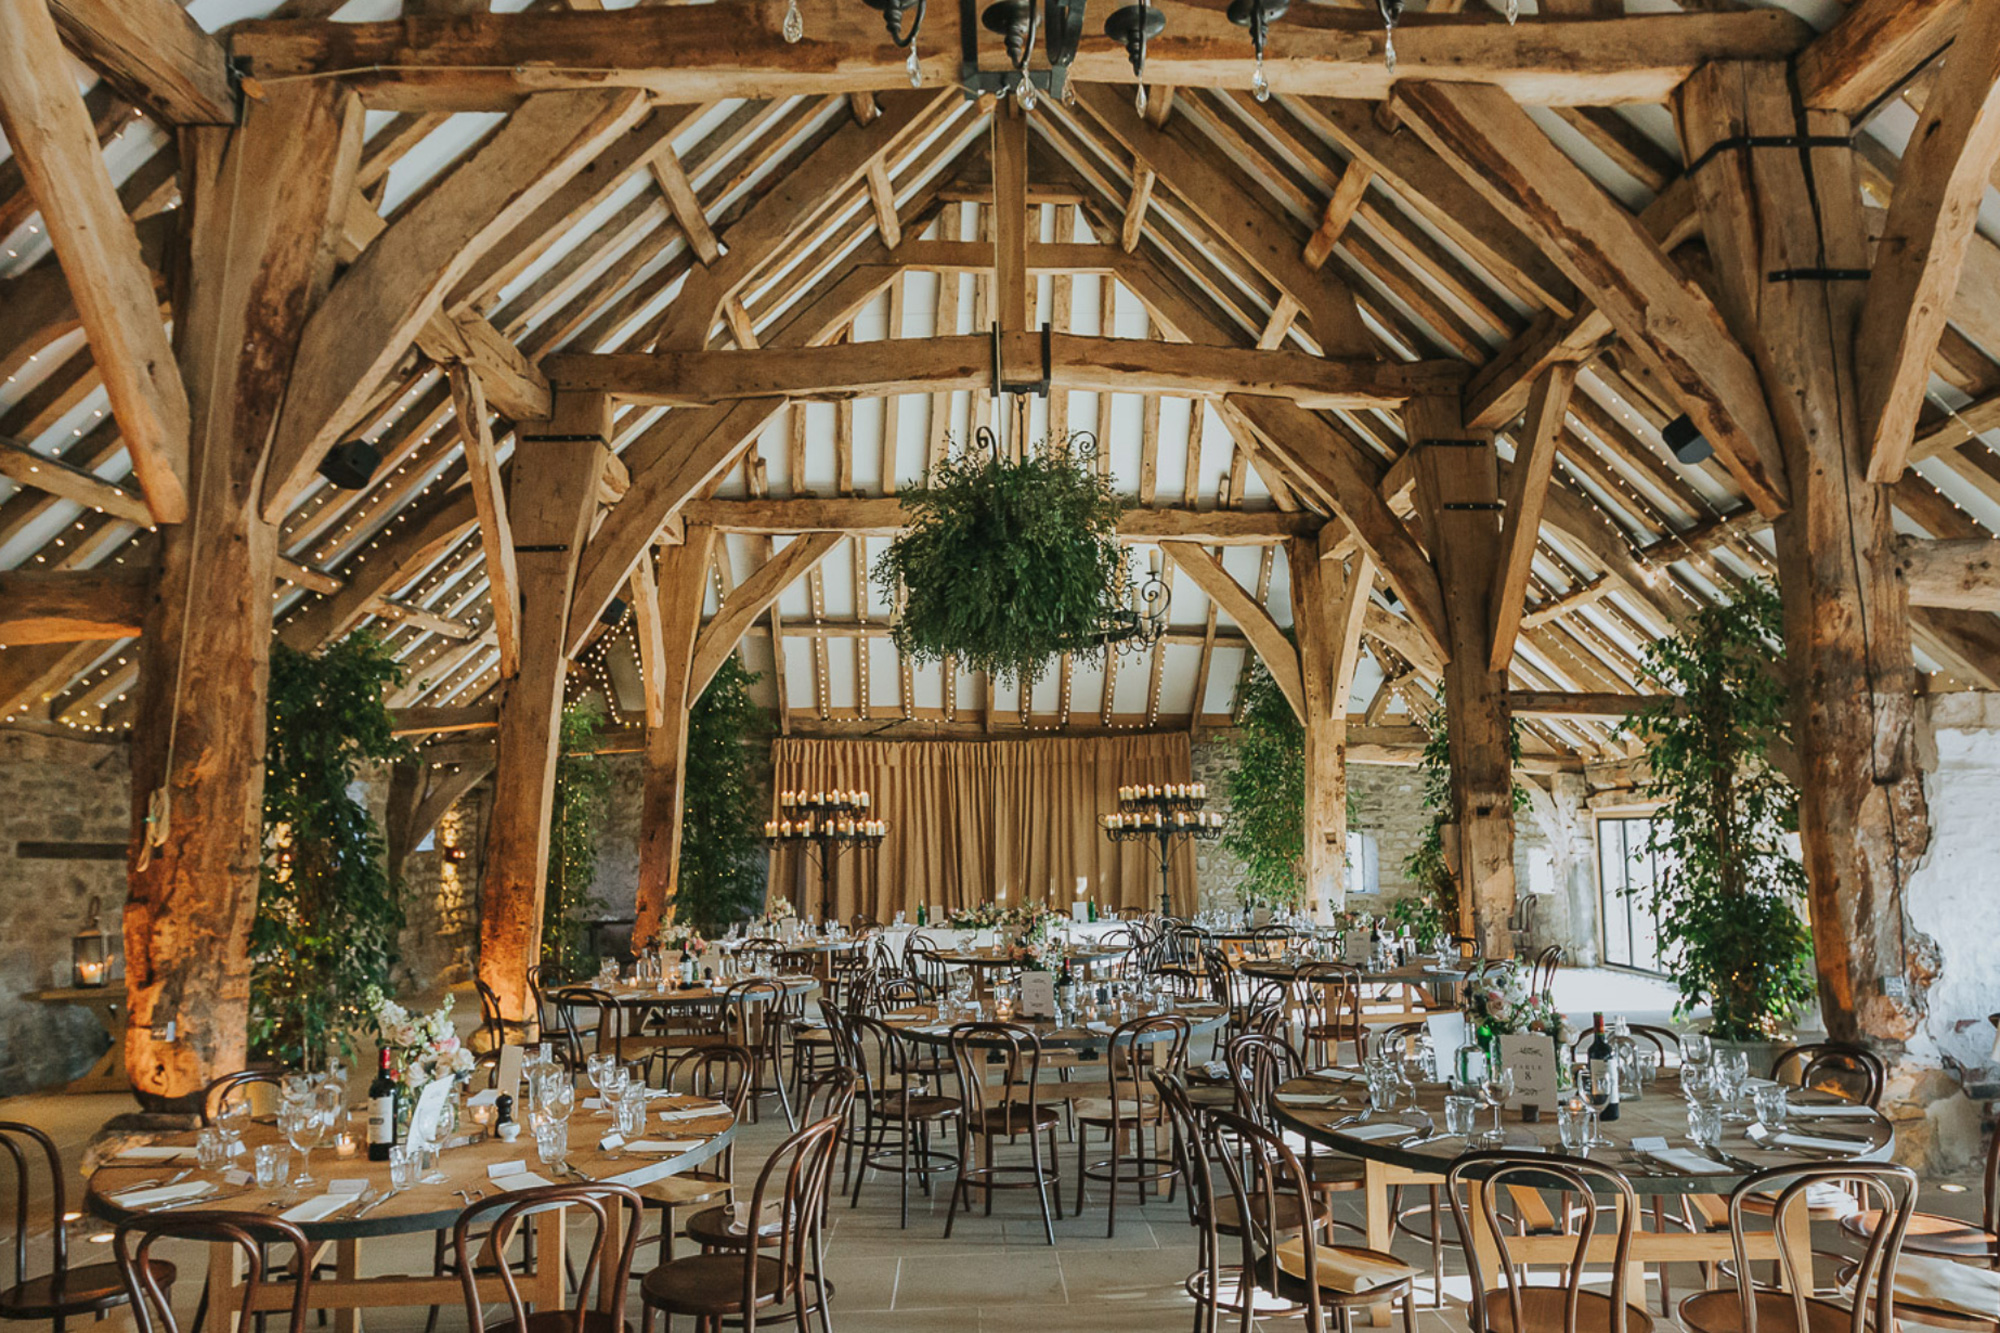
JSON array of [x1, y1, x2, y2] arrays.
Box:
[[1594, 816, 1665, 974]]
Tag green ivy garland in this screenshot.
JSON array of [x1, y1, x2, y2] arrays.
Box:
[[873, 431, 1130, 687], [543, 699, 613, 981], [1401, 686, 1529, 941], [1222, 658, 1307, 911], [1630, 580, 1813, 1040], [252, 635, 410, 1068], [672, 656, 770, 936]]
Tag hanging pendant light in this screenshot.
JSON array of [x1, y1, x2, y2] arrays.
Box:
[[1103, 0, 1165, 116], [782, 0, 805, 42], [1377, 0, 1403, 73], [1227, 0, 1287, 103], [862, 0, 928, 84]]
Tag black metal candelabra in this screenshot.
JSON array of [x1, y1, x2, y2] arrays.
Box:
[[764, 792, 885, 923], [1099, 786, 1224, 917]]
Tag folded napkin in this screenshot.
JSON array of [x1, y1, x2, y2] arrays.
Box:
[[1748, 1126, 1867, 1154], [111, 1181, 214, 1209], [115, 1146, 192, 1163], [280, 1194, 355, 1224], [1646, 1148, 1729, 1175], [1084, 1021, 1116, 1034], [1272, 1238, 1418, 1292], [1273, 1092, 1340, 1108], [885, 1009, 929, 1019], [489, 1171, 557, 1194], [719, 1201, 786, 1238], [1306, 1068, 1366, 1083], [1790, 1102, 1876, 1118], [657, 1103, 729, 1122], [1885, 1255, 2000, 1318], [1344, 1121, 1419, 1143], [625, 1139, 704, 1154]]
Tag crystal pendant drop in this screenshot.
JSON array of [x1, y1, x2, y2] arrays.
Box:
[[1018, 74, 1039, 110], [1135, 82, 1148, 116], [1504, 0, 1517, 21], [782, 0, 804, 43], [907, 45, 922, 86], [1383, 27, 1396, 74], [1251, 54, 1270, 103]]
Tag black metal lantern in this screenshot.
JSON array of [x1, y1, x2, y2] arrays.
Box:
[[73, 896, 108, 988], [960, 0, 1087, 103], [1102, 0, 1166, 114]]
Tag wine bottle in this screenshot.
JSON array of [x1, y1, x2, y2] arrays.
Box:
[[367, 1047, 396, 1161], [1587, 1012, 1620, 1121], [916, 902, 927, 927]]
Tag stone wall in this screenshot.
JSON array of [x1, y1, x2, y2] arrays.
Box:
[[0, 732, 132, 1097]]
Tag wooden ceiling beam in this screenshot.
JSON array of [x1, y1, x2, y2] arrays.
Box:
[[0, 567, 150, 646], [445, 364, 522, 679], [47, 0, 235, 125], [1898, 535, 2000, 611], [677, 498, 1320, 543], [1164, 540, 1307, 724], [1796, 0, 1964, 116], [229, 5, 1813, 111], [1490, 365, 1576, 672]]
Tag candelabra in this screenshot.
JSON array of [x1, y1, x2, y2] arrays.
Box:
[[1099, 782, 1224, 918], [764, 789, 886, 923]]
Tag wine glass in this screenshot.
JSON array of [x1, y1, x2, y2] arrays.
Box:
[[216, 1094, 251, 1156], [1715, 1049, 1751, 1121], [1679, 1031, 1712, 1074], [1478, 1066, 1515, 1148], [536, 1070, 575, 1124], [586, 1053, 613, 1105], [278, 1100, 327, 1187]]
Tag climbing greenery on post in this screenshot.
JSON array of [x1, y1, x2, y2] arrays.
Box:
[[874, 430, 1129, 688], [1402, 687, 1529, 941], [673, 656, 770, 936], [1222, 660, 1307, 911], [1631, 580, 1814, 1040], [252, 635, 409, 1067], [544, 699, 614, 982]]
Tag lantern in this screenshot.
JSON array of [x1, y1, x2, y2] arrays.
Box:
[[73, 896, 108, 988]]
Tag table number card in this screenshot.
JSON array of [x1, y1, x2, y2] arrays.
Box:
[[496, 1044, 524, 1106], [1251, 906, 1273, 928], [1343, 934, 1373, 965], [1498, 1032, 1560, 1110], [1018, 971, 1056, 1019], [406, 1079, 452, 1150]]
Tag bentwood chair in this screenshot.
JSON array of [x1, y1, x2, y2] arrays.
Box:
[[1844, 1128, 1999, 1269], [200, 1069, 284, 1125], [1771, 1043, 1888, 1109], [724, 978, 795, 1128], [1210, 1107, 1420, 1333], [1449, 1150, 1656, 1333], [1074, 1013, 1190, 1236], [638, 1045, 754, 1263], [1294, 962, 1368, 1069], [843, 1010, 960, 1227], [456, 1182, 642, 1333], [944, 1022, 1066, 1245], [114, 1213, 299, 1333], [2, 1121, 172, 1332], [638, 1116, 844, 1333], [1224, 1033, 1368, 1229], [1679, 1164, 1919, 1333]]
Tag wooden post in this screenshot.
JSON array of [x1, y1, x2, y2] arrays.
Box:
[[1290, 537, 1374, 921], [124, 83, 363, 1106], [1406, 399, 1516, 957], [1676, 62, 1933, 1047], [478, 391, 608, 1023], [632, 526, 718, 945]]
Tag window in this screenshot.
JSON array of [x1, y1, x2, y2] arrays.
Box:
[[1345, 831, 1380, 895], [1595, 816, 1666, 973]]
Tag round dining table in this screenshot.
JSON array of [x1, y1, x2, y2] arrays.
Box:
[[87, 1093, 737, 1333], [1272, 1069, 1894, 1321], [879, 997, 1229, 1051], [590, 971, 819, 1011]]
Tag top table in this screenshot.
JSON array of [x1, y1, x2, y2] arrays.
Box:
[[591, 972, 818, 1009], [1238, 958, 1466, 986], [878, 998, 1228, 1050], [927, 944, 1131, 971]]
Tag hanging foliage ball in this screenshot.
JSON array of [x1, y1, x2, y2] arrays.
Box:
[[873, 430, 1131, 689]]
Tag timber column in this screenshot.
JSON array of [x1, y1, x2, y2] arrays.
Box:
[[1289, 535, 1374, 920], [125, 85, 364, 1105], [632, 526, 718, 945], [1407, 400, 1516, 957], [1676, 62, 1934, 1048], [479, 392, 609, 1023]]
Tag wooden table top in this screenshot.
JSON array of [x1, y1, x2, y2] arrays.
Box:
[[878, 999, 1228, 1050], [86, 1094, 736, 1240], [591, 973, 818, 1007], [928, 945, 1131, 968], [1237, 958, 1466, 985], [1271, 1071, 1894, 1195]]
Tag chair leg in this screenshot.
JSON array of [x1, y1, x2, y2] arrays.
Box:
[[1049, 1122, 1064, 1221], [1030, 1119, 1056, 1245], [943, 1132, 969, 1238], [1075, 1123, 1089, 1218]]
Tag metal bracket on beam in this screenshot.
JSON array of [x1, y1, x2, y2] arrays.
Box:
[[1768, 268, 1871, 282], [991, 322, 1052, 398], [517, 433, 609, 444], [1683, 134, 1853, 178], [513, 544, 570, 554], [1442, 501, 1507, 511], [1417, 438, 1489, 449]]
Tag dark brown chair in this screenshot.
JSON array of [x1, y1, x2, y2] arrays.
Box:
[[1450, 1150, 1654, 1333], [114, 1212, 299, 1333], [1295, 962, 1369, 1069], [3, 1122, 172, 1332], [1680, 1164, 1919, 1333], [723, 978, 795, 1128], [1771, 1042, 1887, 1109], [1529, 944, 1563, 997], [638, 1116, 843, 1333], [1224, 1033, 1366, 1225], [1210, 1106, 1419, 1333], [475, 977, 508, 1052], [637, 1044, 753, 1263], [844, 1010, 960, 1228], [1074, 1013, 1190, 1237], [944, 1022, 1064, 1245], [1843, 1128, 1998, 1268], [456, 1182, 642, 1333], [200, 1069, 283, 1125]]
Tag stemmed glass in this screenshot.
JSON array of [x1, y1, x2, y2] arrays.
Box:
[[1714, 1049, 1751, 1121], [216, 1095, 251, 1157], [597, 1063, 631, 1116], [278, 1099, 328, 1187], [1679, 1031, 1713, 1075], [586, 1053, 614, 1106], [536, 1069, 576, 1125], [1477, 1066, 1515, 1148]]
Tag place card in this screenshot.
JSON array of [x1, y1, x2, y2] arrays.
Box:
[[280, 1194, 353, 1224], [1498, 1033, 1560, 1110], [328, 1179, 370, 1195], [1018, 971, 1056, 1019], [490, 1171, 556, 1194], [487, 1159, 529, 1180], [407, 1080, 451, 1150], [496, 1045, 524, 1106], [1072, 901, 1091, 923], [223, 1168, 252, 1187], [626, 1139, 703, 1154], [1425, 1011, 1467, 1060]]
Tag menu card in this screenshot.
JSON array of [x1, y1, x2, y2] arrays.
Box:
[[1018, 971, 1056, 1019], [1425, 1011, 1467, 1062], [1498, 1032, 1560, 1109], [1343, 934, 1372, 965]]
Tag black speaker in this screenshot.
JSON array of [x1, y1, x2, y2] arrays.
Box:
[[599, 597, 628, 627], [1663, 414, 1713, 466], [317, 439, 382, 490]]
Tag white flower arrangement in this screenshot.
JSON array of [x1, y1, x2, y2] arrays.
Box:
[[653, 923, 707, 955], [366, 988, 475, 1087]]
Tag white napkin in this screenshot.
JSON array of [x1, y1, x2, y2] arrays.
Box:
[[1650, 1148, 1729, 1174], [657, 1103, 729, 1121], [489, 1171, 557, 1194], [1084, 1021, 1116, 1034], [885, 1009, 929, 1019], [1274, 1092, 1340, 1108], [281, 1194, 354, 1223], [1307, 1068, 1366, 1083], [115, 1146, 192, 1163], [327, 1179, 370, 1195], [1344, 1121, 1419, 1143], [1887, 1255, 2000, 1317], [1789, 1102, 1876, 1118], [1748, 1126, 1866, 1154], [626, 1139, 704, 1154], [111, 1181, 214, 1209]]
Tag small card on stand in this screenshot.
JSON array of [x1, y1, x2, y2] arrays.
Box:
[[496, 1044, 524, 1105], [1018, 971, 1056, 1019], [1343, 934, 1372, 965], [1498, 1032, 1560, 1109]]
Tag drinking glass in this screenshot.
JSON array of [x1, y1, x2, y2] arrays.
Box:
[[281, 1072, 313, 1105], [600, 1064, 631, 1113], [279, 1100, 326, 1186], [196, 1128, 231, 1175], [537, 1071, 575, 1124], [253, 1144, 291, 1191], [216, 1096, 250, 1155], [586, 1053, 613, 1103], [1444, 1094, 1479, 1139], [535, 1120, 569, 1170], [1679, 1031, 1712, 1073], [1478, 1067, 1515, 1147], [1754, 1084, 1789, 1133], [388, 1144, 416, 1191], [1687, 1101, 1724, 1149], [415, 1141, 444, 1185], [616, 1086, 648, 1138], [1715, 1049, 1751, 1121], [1557, 1101, 1597, 1155]]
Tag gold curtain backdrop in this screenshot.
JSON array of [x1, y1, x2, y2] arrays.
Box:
[[766, 733, 1202, 923]]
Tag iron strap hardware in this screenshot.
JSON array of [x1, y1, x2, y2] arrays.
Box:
[[1442, 501, 1506, 511], [991, 322, 1053, 398], [516, 433, 609, 444], [1683, 133, 1853, 179], [1768, 268, 1871, 282], [513, 544, 570, 553], [1417, 438, 1489, 449]]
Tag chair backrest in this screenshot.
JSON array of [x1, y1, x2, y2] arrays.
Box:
[[1771, 1042, 1887, 1108], [455, 1183, 642, 1333], [946, 1022, 1048, 1131], [800, 1065, 860, 1126], [663, 1043, 754, 1111], [1724, 1164, 1918, 1333], [1985, 1126, 2000, 1247], [474, 977, 507, 1051], [868, 974, 929, 1011], [736, 1116, 844, 1312], [117, 1212, 312, 1333], [1200, 1106, 1344, 1327], [1200, 946, 1234, 1008], [526, 964, 562, 1045], [1108, 1014, 1190, 1111], [1295, 961, 1366, 1057], [1447, 1150, 1642, 1333], [846, 1011, 924, 1104], [1152, 1070, 1214, 1231], [724, 978, 786, 1051], [1530, 945, 1563, 995], [0, 1121, 66, 1293], [201, 1069, 283, 1125], [1225, 1031, 1302, 1129], [549, 986, 617, 1064]]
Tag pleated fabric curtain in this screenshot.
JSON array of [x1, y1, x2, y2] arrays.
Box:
[[767, 733, 1200, 922]]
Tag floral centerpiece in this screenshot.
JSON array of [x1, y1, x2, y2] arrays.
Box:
[[763, 898, 796, 925], [1461, 961, 1571, 1074], [653, 923, 707, 957], [1009, 907, 1070, 974], [946, 902, 1014, 930], [366, 989, 475, 1089]]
